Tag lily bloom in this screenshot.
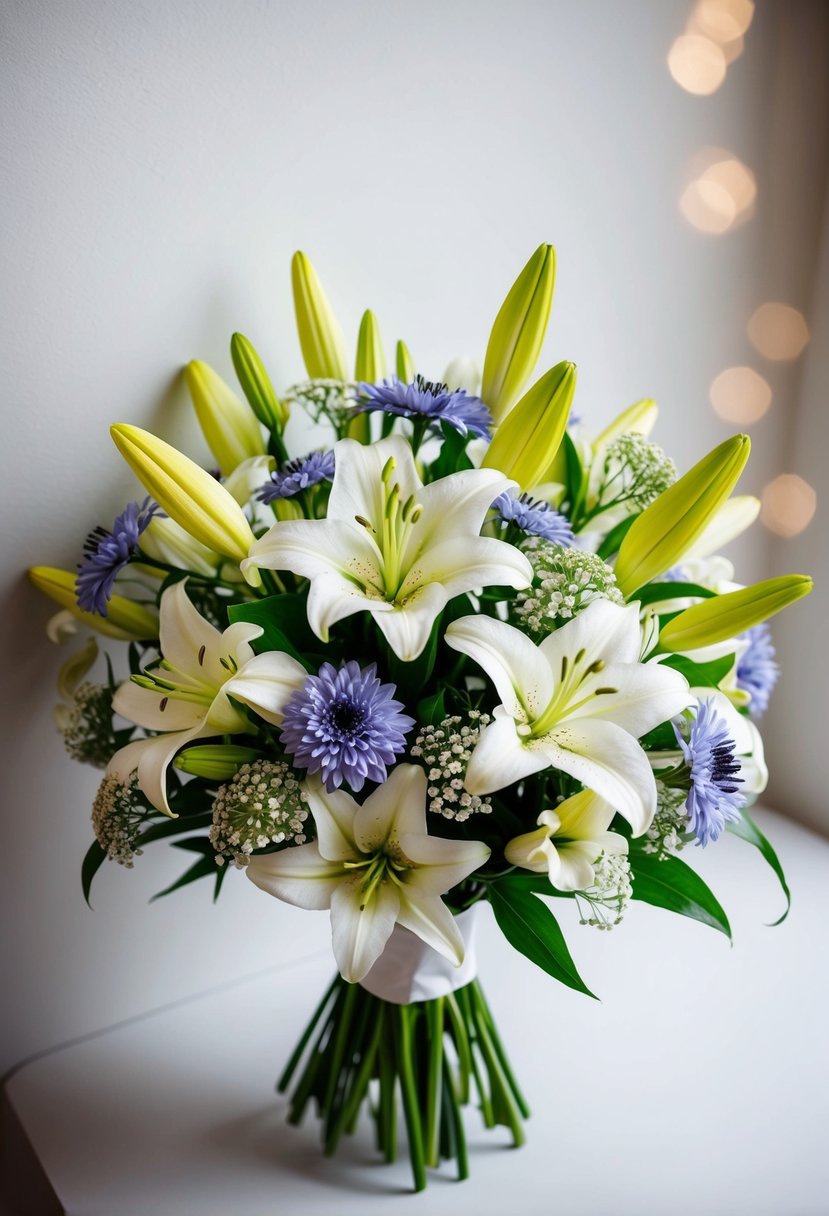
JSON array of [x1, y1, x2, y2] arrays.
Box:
[[108, 581, 307, 816], [247, 764, 490, 983], [445, 600, 691, 835], [505, 789, 627, 892], [242, 435, 532, 661]]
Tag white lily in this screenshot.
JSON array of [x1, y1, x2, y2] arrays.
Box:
[[505, 789, 627, 892], [241, 435, 531, 662], [445, 600, 692, 835], [108, 581, 307, 815], [247, 764, 490, 983]]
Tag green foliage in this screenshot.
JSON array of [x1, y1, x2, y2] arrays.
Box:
[[81, 840, 107, 908], [227, 593, 317, 669], [427, 423, 474, 481], [661, 652, 736, 689], [629, 851, 731, 938], [488, 876, 596, 997], [634, 581, 717, 607], [150, 837, 228, 903], [727, 807, 791, 925], [596, 514, 636, 560]]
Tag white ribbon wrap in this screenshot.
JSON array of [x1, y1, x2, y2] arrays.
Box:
[[358, 905, 481, 1005]]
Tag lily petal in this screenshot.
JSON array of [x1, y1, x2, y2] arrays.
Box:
[[353, 764, 428, 855], [372, 583, 447, 662], [445, 616, 554, 722], [108, 724, 209, 817], [566, 659, 691, 737], [330, 877, 401, 983], [327, 435, 419, 529], [306, 573, 391, 644], [247, 842, 345, 909], [464, 709, 552, 795], [112, 679, 206, 733], [538, 600, 642, 671], [399, 535, 532, 603], [544, 717, 658, 835], [224, 650, 308, 726], [243, 518, 383, 591], [399, 835, 490, 894], [396, 888, 466, 966], [412, 467, 515, 557]]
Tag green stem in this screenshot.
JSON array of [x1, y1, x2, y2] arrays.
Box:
[[471, 982, 531, 1118], [330, 1005, 385, 1151], [424, 997, 444, 1167], [377, 1029, 398, 1162], [394, 1005, 427, 1192], [322, 982, 359, 1119], [442, 1056, 469, 1180]]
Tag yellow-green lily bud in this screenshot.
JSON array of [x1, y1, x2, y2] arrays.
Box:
[[396, 339, 415, 382], [29, 566, 158, 640], [659, 575, 813, 652], [174, 744, 261, 781], [291, 250, 348, 381], [349, 309, 385, 442], [184, 360, 265, 478], [230, 333, 288, 432], [481, 243, 556, 422], [593, 398, 658, 451], [140, 515, 218, 577], [110, 424, 256, 564], [482, 361, 576, 490], [615, 434, 751, 598]]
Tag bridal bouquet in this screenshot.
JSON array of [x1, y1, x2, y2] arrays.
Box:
[[31, 246, 811, 1190]]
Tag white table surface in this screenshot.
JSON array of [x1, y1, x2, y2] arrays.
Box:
[[3, 808, 829, 1216]]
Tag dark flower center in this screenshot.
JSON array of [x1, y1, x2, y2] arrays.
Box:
[[414, 374, 448, 398], [326, 698, 367, 738], [710, 742, 743, 794]]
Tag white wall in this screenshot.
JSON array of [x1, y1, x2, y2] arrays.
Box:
[[1, 0, 825, 1076]]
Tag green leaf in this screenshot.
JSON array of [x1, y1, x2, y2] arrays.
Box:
[[136, 811, 214, 847], [81, 839, 107, 908], [562, 431, 585, 513], [661, 652, 736, 688], [596, 514, 636, 560], [632, 582, 718, 607], [227, 594, 315, 669], [488, 877, 596, 998], [428, 423, 474, 481], [727, 808, 791, 925], [150, 837, 219, 902], [417, 688, 446, 726], [629, 852, 731, 938]]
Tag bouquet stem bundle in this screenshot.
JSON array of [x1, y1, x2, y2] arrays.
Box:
[[279, 974, 528, 1191]]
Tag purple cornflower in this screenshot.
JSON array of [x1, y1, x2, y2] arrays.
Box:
[[736, 624, 779, 718], [279, 661, 415, 793], [76, 498, 156, 616], [258, 450, 335, 503], [493, 491, 574, 546], [355, 375, 492, 439], [674, 700, 744, 847]]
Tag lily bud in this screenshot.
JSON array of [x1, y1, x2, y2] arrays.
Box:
[[615, 434, 751, 598], [350, 309, 385, 442], [230, 333, 288, 432], [110, 424, 256, 564], [482, 361, 576, 490], [291, 250, 348, 381], [184, 360, 265, 478], [442, 355, 481, 396], [481, 243, 556, 422], [174, 744, 262, 780], [659, 575, 813, 652], [140, 515, 218, 577], [593, 398, 658, 451], [29, 566, 158, 640], [396, 340, 416, 383]]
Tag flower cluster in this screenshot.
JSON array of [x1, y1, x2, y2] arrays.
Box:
[[600, 433, 677, 511], [409, 712, 494, 821], [643, 781, 688, 859], [58, 682, 117, 767], [513, 538, 624, 634], [575, 852, 634, 930], [210, 760, 309, 867], [92, 772, 153, 866]]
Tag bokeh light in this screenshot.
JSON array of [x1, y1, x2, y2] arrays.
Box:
[[691, 0, 754, 43], [680, 149, 756, 234], [747, 302, 810, 360], [709, 366, 771, 423], [668, 34, 727, 95], [760, 474, 817, 537]]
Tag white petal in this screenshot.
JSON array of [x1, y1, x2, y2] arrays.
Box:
[[113, 679, 206, 732], [224, 455, 275, 506], [556, 788, 617, 839], [445, 616, 553, 721], [372, 583, 447, 661], [353, 764, 428, 855], [544, 718, 658, 835], [409, 467, 514, 559], [399, 535, 532, 602], [158, 581, 226, 689], [550, 841, 600, 892], [399, 835, 490, 895], [306, 573, 392, 644], [303, 780, 363, 863], [740, 719, 768, 796], [330, 877, 401, 983], [107, 724, 208, 817], [504, 825, 556, 873], [243, 518, 384, 595], [327, 435, 420, 529], [538, 600, 642, 671], [396, 889, 466, 966], [566, 660, 691, 737], [224, 650, 308, 726], [464, 710, 552, 795], [247, 843, 345, 909]]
